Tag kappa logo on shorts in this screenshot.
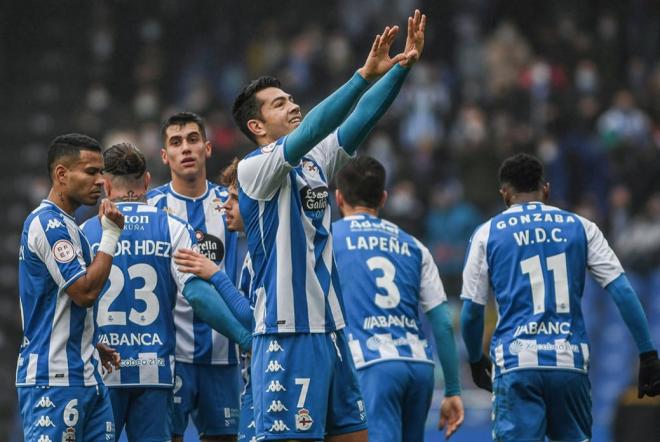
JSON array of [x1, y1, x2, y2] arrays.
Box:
[[269, 420, 290, 432], [38, 436, 52, 442], [267, 400, 288, 412], [267, 340, 284, 352], [295, 408, 314, 431], [266, 380, 286, 392], [45, 219, 64, 231], [265, 360, 285, 372], [35, 415, 55, 428], [35, 396, 55, 408]]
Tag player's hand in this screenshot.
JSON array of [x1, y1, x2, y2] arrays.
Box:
[[98, 198, 125, 230], [174, 248, 220, 280], [470, 354, 493, 392], [439, 395, 464, 439], [96, 343, 121, 373], [357, 25, 407, 81], [638, 350, 660, 398], [399, 9, 427, 68]]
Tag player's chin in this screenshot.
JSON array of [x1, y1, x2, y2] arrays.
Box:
[[84, 193, 103, 205]]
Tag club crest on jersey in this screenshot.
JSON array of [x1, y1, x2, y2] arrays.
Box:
[[295, 408, 314, 431], [301, 159, 318, 175], [52, 239, 76, 263], [195, 231, 225, 263], [299, 186, 328, 213], [261, 144, 276, 154]]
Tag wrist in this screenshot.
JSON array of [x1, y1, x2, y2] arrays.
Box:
[[356, 67, 376, 83], [97, 216, 122, 256]]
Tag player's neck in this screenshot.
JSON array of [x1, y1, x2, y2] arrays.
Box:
[[109, 189, 146, 203], [509, 192, 545, 206], [46, 187, 79, 216], [170, 174, 207, 198], [342, 206, 379, 217]]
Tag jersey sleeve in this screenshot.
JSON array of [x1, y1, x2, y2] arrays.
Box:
[[460, 221, 492, 306], [168, 216, 198, 291], [29, 213, 87, 290], [413, 239, 448, 312], [237, 141, 295, 201], [578, 216, 624, 287], [305, 130, 353, 182]]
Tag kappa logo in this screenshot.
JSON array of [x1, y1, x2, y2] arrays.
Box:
[[247, 420, 256, 429], [35, 415, 55, 428], [295, 408, 314, 431], [35, 396, 55, 408], [266, 380, 286, 392], [267, 400, 288, 412], [265, 360, 285, 373], [267, 340, 284, 352], [269, 420, 290, 432], [45, 219, 64, 231], [37, 436, 52, 442]]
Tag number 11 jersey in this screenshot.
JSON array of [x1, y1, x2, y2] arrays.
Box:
[[461, 202, 624, 377]]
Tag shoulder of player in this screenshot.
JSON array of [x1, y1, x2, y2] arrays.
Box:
[[146, 184, 170, 203]]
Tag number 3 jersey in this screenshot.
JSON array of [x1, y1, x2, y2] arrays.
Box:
[[332, 214, 447, 369], [461, 202, 624, 377], [81, 202, 196, 386]]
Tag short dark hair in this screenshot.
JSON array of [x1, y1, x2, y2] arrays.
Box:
[[498, 153, 545, 193], [232, 76, 281, 144], [336, 156, 386, 209], [47, 133, 101, 177], [103, 143, 147, 180], [161, 112, 207, 143], [218, 157, 240, 189]]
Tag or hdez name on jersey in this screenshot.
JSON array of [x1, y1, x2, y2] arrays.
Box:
[[345, 235, 411, 256], [91, 239, 171, 258]]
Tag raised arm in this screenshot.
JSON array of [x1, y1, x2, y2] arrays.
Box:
[[68, 199, 124, 307]]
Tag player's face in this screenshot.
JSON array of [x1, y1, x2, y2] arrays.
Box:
[[255, 87, 302, 141], [65, 150, 105, 206], [161, 122, 211, 180], [222, 185, 244, 232]]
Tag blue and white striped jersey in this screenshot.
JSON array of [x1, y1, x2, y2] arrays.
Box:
[[17, 200, 102, 387], [333, 214, 446, 369], [461, 202, 624, 376], [237, 132, 349, 334], [147, 181, 239, 365], [238, 252, 255, 308], [81, 202, 196, 387]]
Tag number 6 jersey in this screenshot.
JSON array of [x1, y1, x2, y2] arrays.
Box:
[[81, 202, 196, 387], [461, 202, 624, 377]]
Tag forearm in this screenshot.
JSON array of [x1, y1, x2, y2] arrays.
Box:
[[284, 71, 369, 163], [183, 278, 252, 351], [427, 303, 461, 397], [606, 274, 656, 353], [460, 300, 486, 363], [67, 253, 114, 307], [338, 64, 410, 154], [209, 271, 253, 329]]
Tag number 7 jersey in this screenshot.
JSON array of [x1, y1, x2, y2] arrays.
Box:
[[461, 202, 624, 376]]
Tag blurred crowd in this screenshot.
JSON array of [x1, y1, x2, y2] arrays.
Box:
[[2, 0, 660, 436]]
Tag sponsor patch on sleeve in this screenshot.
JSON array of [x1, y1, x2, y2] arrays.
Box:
[[52, 239, 76, 263]]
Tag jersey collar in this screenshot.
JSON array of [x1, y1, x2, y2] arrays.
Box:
[[42, 199, 76, 221], [167, 180, 211, 202]]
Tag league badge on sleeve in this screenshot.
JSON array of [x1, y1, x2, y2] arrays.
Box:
[[295, 408, 313, 431], [52, 240, 76, 263]]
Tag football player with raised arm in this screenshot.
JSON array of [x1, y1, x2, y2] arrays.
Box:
[[461, 153, 660, 441], [17, 133, 124, 441], [232, 10, 426, 442], [82, 144, 252, 441], [333, 156, 464, 441]]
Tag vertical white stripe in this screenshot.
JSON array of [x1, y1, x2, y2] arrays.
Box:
[[167, 194, 188, 222], [326, 284, 345, 330], [82, 307, 96, 386], [348, 336, 365, 368], [275, 182, 295, 332], [580, 343, 590, 370], [375, 333, 398, 359], [173, 292, 195, 361], [32, 220, 66, 288], [302, 209, 325, 329], [138, 352, 159, 384], [406, 332, 428, 361], [494, 344, 504, 369], [103, 363, 121, 385], [48, 289, 70, 384], [555, 339, 574, 368], [25, 353, 38, 385], [169, 355, 175, 384], [517, 339, 539, 367], [254, 287, 267, 334], [212, 333, 229, 363]]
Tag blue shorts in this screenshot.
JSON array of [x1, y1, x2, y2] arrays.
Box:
[[18, 384, 115, 442], [252, 330, 367, 441], [238, 374, 256, 442], [357, 360, 434, 442], [493, 370, 592, 442], [109, 387, 172, 441], [172, 362, 240, 436]]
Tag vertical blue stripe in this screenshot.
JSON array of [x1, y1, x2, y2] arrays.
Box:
[[289, 181, 309, 330]]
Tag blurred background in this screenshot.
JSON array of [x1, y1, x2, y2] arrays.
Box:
[[2, 0, 660, 440]]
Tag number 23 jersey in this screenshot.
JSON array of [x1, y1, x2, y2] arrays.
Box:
[[461, 202, 624, 376]]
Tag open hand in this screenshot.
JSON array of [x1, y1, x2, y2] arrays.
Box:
[[174, 248, 220, 280], [439, 395, 464, 439], [96, 343, 120, 373], [399, 9, 427, 68], [358, 25, 407, 81], [98, 198, 124, 229]]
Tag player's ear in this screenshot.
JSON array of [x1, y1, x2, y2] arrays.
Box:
[[247, 119, 266, 139], [103, 177, 112, 198], [143, 172, 151, 191], [379, 191, 388, 209], [499, 187, 511, 207], [160, 148, 168, 166], [53, 163, 68, 186], [335, 190, 345, 212], [204, 140, 212, 159], [542, 182, 550, 203]]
